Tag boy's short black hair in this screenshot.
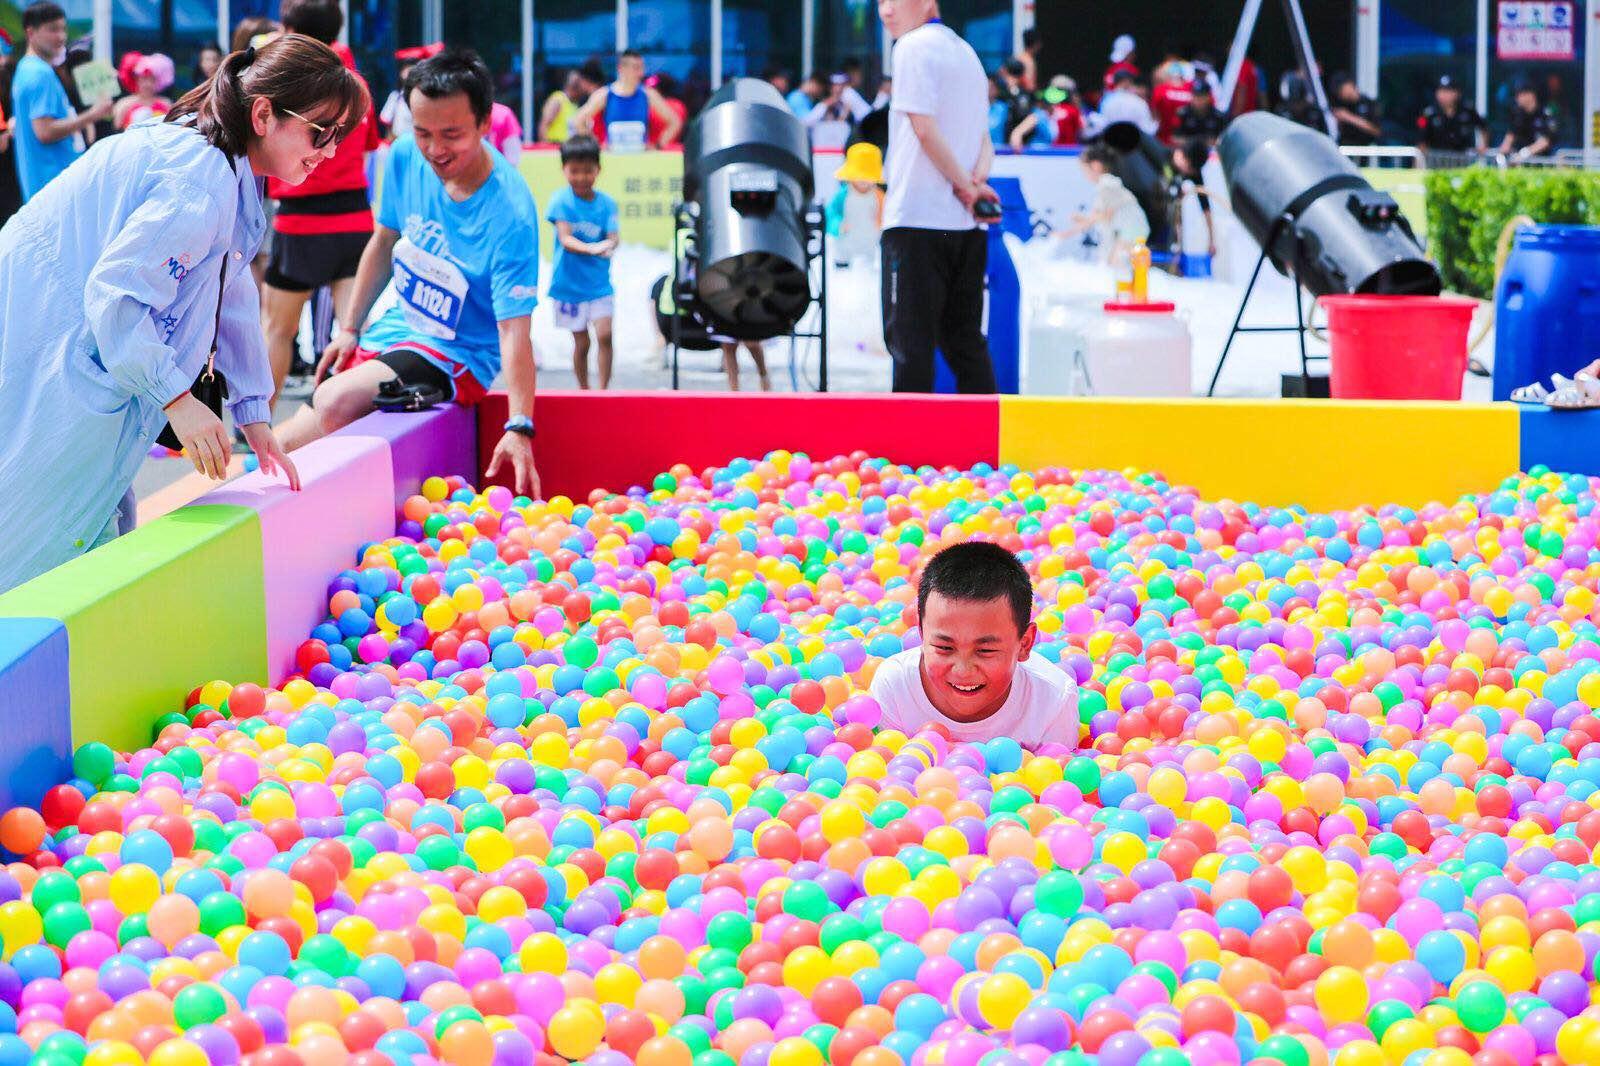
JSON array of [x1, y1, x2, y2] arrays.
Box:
[[280, 0, 343, 44], [1081, 142, 1117, 168], [619, 48, 643, 63], [917, 542, 1033, 635], [560, 134, 601, 166], [405, 47, 494, 123], [23, 2, 66, 30], [1022, 28, 1041, 50]]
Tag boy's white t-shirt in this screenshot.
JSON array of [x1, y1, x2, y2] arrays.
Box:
[[1095, 173, 1150, 242], [869, 647, 1080, 747]]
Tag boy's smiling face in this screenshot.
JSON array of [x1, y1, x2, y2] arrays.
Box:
[[918, 591, 1037, 722]]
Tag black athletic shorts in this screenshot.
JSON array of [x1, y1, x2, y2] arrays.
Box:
[[265, 230, 370, 292], [307, 348, 454, 409]]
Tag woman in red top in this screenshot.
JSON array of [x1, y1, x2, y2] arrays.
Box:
[[261, 0, 381, 407]]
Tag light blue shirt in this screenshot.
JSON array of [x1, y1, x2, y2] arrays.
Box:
[[786, 88, 814, 118], [546, 185, 617, 305], [0, 120, 270, 592], [360, 136, 540, 389], [11, 53, 81, 200]]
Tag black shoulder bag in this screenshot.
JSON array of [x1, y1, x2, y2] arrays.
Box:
[[156, 254, 230, 451]]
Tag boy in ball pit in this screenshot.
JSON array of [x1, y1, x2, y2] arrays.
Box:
[[870, 541, 1079, 746]]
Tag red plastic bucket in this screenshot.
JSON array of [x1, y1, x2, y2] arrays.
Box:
[[1319, 295, 1478, 400]]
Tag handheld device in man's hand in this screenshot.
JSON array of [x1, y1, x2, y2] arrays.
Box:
[[973, 198, 1002, 222]]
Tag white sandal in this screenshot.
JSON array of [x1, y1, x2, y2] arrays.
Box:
[[1510, 381, 1551, 403], [1546, 373, 1600, 410]]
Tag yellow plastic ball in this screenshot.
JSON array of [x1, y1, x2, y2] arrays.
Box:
[[463, 827, 513, 872], [594, 961, 643, 1007], [1313, 965, 1369, 1023], [781, 945, 832, 996], [476, 885, 528, 923], [147, 1040, 209, 1066], [1101, 831, 1145, 874], [769, 1036, 825, 1066], [1332, 1041, 1387, 1066], [519, 932, 567, 974], [109, 864, 162, 914], [547, 1005, 603, 1059], [1146, 767, 1186, 808], [819, 800, 867, 843], [83, 1044, 143, 1066], [977, 972, 1032, 1029]]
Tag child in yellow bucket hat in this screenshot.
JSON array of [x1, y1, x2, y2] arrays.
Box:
[[828, 142, 885, 267]]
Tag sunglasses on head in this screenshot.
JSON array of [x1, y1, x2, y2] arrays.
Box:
[[280, 106, 340, 150]]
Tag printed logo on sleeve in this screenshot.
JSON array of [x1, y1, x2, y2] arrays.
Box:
[[151, 253, 196, 340], [163, 253, 192, 282]]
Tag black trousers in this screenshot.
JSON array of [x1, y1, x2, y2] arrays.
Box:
[[880, 226, 997, 393]]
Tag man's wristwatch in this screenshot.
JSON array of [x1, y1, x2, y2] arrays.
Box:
[[504, 415, 536, 439]]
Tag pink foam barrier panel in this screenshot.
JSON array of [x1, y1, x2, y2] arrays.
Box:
[[198, 436, 395, 684], [337, 406, 478, 509], [0, 618, 71, 813]]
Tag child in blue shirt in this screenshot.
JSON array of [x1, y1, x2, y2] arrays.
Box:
[[547, 135, 620, 389]]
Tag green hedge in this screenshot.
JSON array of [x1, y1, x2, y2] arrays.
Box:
[[1423, 168, 1600, 299]]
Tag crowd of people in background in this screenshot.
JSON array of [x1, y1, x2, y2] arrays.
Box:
[[735, 27, 1573, 166], [4, 9, 1573, 235], [0, 1, 1585, 419], [969, 31, 1570, 162]]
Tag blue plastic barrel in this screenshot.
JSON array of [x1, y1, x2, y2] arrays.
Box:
[[1494, 224, 1600, 401]]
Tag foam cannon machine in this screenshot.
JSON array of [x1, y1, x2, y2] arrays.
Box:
[[667, 78, 828, 389], [1206, 111, 1440, 396]]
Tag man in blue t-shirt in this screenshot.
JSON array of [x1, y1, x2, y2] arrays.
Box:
[[281, 48, 543, 497], [11, 3, 110, 201], [547, 134, 619, 389]]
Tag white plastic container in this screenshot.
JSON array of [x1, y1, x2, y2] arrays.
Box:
[[1024, 294, 1104, 395], [1079, 301, 1192, 396]]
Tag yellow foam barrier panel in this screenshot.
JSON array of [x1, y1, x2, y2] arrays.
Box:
[[999, 397, 1521, 511]]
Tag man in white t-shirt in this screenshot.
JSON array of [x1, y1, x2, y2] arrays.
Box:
[[870, 542, 1080, 748], [879, 0, 999, 393]]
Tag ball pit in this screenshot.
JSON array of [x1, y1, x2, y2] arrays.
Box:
[[4, 452, 1600, 1065]]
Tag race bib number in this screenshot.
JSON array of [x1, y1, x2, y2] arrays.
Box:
[[392, 236, 469, 340], [608, 120, 647, 153]]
